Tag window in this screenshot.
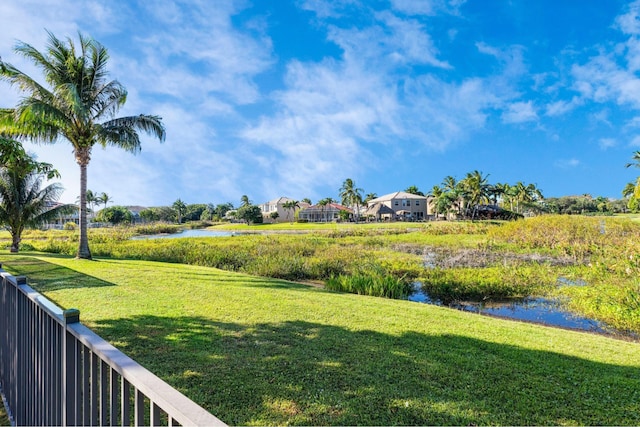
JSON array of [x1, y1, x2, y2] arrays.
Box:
[[394, 201, 399, 206], [415, 201, 420, 206]]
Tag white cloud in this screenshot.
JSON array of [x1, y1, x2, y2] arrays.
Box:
[[390, 0, 467, 16], [615, 0, 640, 35], [630, 135, 640, 147], [501, 101, 538, 124], [599, 138, 617, 150], [555, 158, 580, 168]]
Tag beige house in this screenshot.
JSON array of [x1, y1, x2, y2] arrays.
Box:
[[365, 191, 432, 221], [259, 197, 310, 223]]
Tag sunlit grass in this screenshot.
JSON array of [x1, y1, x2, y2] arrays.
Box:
[[1, 254, 639, 426]]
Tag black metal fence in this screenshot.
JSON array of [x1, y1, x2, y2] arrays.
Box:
[[0, 266, 226, 426]]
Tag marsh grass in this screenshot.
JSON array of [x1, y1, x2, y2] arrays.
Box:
[[5, 216, 640, 333], [325, 273, 412, 298], [1, 254, 639, 426]]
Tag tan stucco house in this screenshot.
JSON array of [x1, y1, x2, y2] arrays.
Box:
[[259, 197, 310, 223], [365, 191, 433, 221]]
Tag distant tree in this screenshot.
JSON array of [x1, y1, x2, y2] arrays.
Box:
[[301, 198, 312, 205], [236, 204, 263, 225], [317, 198, 330, 222], [0, 153, 72, 252], [95, 206, 133, 225], [172, 199, 187, 223], [364, 193, 377, 203], [459, 170, 491, 219], [339, 178, 363, 221], [184, 203, 207, 221], [282, 200, 300, 223], [270, 211, 279, 221], [215, 203, 234, 219], [405, 185, 424, 196], [139, 208, 159, 223], [240, 195, 251, 207], [98, 192, 112, 210]]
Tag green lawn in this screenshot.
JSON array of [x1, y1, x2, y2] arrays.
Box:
[[2, 253, 639, 426]]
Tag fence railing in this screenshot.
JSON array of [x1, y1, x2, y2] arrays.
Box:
[[0, 266, 226, 426]]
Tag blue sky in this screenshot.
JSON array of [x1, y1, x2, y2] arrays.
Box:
[[2, 0, 640, 207]]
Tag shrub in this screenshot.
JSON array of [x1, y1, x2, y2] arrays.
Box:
[[63, 222, 77, 231]]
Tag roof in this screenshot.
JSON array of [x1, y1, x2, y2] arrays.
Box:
[[302, 203, 353, 213], [368, 191, 428, 204], [364, 203, 395, 215], [262, 196, 296, 205]]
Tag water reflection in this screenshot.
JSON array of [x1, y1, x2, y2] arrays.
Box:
[[132, 229, 234, 239], [408, 284, 608, 333]]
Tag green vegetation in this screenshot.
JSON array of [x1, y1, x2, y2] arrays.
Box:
[[0, 254, 638, 426], [0, 32, 165, 259], [3, 215, 640, 335]]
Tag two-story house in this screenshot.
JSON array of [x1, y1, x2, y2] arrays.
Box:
[[365, 191, 432, 221]]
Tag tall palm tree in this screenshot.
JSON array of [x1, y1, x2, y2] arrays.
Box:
[[0, 155, 73, 252], [0, 32, 165, 259], [339, 178, 363, 222], [240, 195, 251, 207]]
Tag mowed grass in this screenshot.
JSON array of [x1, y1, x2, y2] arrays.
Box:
[[1, 254, 639, 426]]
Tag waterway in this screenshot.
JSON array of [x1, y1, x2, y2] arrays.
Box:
[[131, 229, 235, 239]]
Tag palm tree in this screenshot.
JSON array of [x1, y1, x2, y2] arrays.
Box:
[[625, 151, 640, 169], [301, 198, 312, 205], [405, 185, 424, 196], [459, 170, 491, 219], [173, 199, 186, 224], [339, 178, 363, 222], [282, 200, 300, 223], [364, 193, 377, 204], [98, 192, 112, 210], [240, 195, 251, 207], [0, 32, 165, 259], [317, 198, 330, 222], [0, 155, 73, 252]]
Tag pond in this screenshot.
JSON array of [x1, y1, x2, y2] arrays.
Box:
[[131, 229, 235, 239], [407, 283, 611, 334]]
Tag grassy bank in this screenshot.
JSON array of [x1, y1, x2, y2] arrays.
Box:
[[4, 216, 640, 333], [1, 254, 639, 426]]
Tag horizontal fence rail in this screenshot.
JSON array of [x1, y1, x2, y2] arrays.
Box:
[[0, 266, 226, 426]]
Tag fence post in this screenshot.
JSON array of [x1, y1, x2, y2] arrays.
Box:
[[62, 309, 80, 427]]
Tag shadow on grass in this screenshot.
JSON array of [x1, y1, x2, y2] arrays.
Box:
[[0, 255, 115, 292], [92, 315, 640, 426]]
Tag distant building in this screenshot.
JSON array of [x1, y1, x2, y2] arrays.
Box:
[[298, 203, 353, 222], [365, 191, 432, 221], [259, 197, 310, 223]]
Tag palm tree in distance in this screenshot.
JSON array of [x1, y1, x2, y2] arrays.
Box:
[[173, 199, 186, 224], [625, 151, 640, 169], [339, 178, 363, 222], [98, 192, 112, 210], [240, 195, 252, 207], [0, 154, 73, 252], [405, 185, 424, 196], [0, 32, 165, 259], [282, 200, 300, 223]]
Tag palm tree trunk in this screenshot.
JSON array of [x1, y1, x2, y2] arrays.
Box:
[[77, 154, 92, 259], [10, 232, 20, 253]]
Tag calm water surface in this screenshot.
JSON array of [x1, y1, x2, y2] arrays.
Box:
[[132, 229, 234, 239], [408, 284, 610, 334]]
